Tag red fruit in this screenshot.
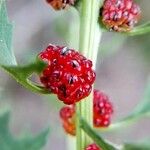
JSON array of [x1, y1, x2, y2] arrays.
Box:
[[60, 105, 75, 120], [59, 90, 113, 135], [62, 120, 76, 136], [85, 143, 101, 150], [39, 44, 95, 104], [45, 0, 75, 10], [60, 105, 76, 136], [101, 0, 141, 32], [94, 90, 113, 127]]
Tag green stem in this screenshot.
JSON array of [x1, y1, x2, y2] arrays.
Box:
[[127, 21, 150, 36], [80, 118, 118, 150], [76, 0, 103, 149]]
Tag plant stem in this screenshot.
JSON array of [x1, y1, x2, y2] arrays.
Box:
[[76, 0, 103, 149]]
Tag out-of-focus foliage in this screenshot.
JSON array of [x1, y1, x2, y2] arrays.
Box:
[[135, 34, 150, 63], [123, 139, 150, 150], [99, 80, 150, 131], [0, 0, 16, 65], [127, 21, 150, 36], [0, 0, 49, 94], [0, 112, 49, 150]]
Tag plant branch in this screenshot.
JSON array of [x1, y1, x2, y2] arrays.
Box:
[[80, 118, 118, 150], [76, 0, 103, 149], [126, 21, 150, 36]]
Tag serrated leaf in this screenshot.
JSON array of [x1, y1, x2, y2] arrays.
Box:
[[0, 112, 49, 150], [0, 0, 17, 65], [80, 118, 118, 150], [0, 0, 50, 94]]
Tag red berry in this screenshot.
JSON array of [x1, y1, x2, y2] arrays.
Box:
[[59, 90, 113, 135], [101, 0, 141, 32], [60, 105, 76, 136], [45, 0, 76, 10], [94, 90, 113, 127], [62, 120, 76, 136], [39, 44, 95, 104], [85, 143, 101, 150], [60, 105, 75, 120]]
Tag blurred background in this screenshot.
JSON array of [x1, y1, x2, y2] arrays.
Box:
[[0, 0, 150, 149]]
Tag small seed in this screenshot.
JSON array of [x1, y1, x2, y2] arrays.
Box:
[[61, 47, 70, 55], [71, 60, 79, 68]]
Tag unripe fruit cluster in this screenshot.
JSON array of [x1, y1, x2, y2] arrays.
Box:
[[102, 0, 141, 32]]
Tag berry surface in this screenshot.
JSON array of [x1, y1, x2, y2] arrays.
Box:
[[85, 143, 101, 150], [60, 105, 76, 136], [59, 90, 113, 135], [46, 0, 75, 10], [60, 104, 75, 120], [39, 44, 95, 104], [101, 0, 141, 32], [94, 90, 113, 127]]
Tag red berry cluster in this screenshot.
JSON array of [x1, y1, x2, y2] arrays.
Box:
[[39, 44, 95, 104], [59, 90, 113, 135], [60, 105, 76, 135], [94, 90, 113, 127], [85, 143, 101, 150], [102, 0, 141, 32], [45, 0, 75, 10]]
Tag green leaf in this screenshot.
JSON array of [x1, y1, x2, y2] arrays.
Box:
[[123, 139, 150, 150], [80, 118, 118, 150], [0, 0, 50, 94], [0, 112, 49, 150], [124, 144, 150, 150], [1, 59, 50, 94], [0, 0, 17, 65], [127, 22, 150, 36]]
